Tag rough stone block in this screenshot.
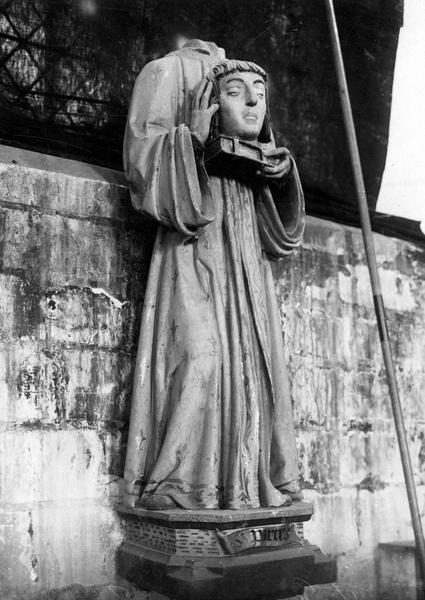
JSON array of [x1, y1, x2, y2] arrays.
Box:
[[377, 541, 420, 600]]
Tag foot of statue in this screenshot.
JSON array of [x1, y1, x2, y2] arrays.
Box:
[[277, 481, 304, 502], [278, 493, 293, 507], [141, 494, 178, 510]]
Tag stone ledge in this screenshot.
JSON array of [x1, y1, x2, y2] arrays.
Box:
[[0, 143, 126, 186]]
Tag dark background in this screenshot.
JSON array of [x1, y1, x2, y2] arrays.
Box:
[[1, 0, 419, 242]]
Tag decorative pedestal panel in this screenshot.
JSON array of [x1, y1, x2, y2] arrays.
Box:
[[117, 502, 336, 600]]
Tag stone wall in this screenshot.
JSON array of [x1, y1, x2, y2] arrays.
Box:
[[0, 145, 152, 599], [0, 145, 424, 599], [275, 219, 425, 598]]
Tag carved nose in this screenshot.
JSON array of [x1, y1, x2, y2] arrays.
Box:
[[246, 90, 258, 106]]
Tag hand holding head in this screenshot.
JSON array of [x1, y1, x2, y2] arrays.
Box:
[[190, 79, 219, 145]]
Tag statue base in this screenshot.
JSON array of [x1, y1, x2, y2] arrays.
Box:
[[117, 502, 336, 600]]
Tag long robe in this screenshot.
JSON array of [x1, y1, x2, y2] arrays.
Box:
[[123, 40, 305, 509]]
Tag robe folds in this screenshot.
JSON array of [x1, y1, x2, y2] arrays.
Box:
[[123, 40, 305, 509]]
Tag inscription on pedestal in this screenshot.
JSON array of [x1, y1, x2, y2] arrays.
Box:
[[216, 523, 302, 555]]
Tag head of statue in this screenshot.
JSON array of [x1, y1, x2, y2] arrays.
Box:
[[207, 60, 271, 144]]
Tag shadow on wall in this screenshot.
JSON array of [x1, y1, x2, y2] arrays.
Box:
[[0, 0, 402, 220]]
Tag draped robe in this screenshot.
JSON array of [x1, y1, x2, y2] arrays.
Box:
[[123, 41, 305, 509]]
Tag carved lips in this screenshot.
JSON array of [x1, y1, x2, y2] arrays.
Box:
[[243, 111, 259, 122]]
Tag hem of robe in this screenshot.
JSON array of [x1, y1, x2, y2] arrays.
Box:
[[141, 477, 296, 509]]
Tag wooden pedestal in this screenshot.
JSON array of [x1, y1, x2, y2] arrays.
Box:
[[117, 503, 336, 600]]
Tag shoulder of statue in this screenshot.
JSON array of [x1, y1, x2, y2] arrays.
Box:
[[137, 55, 180, 80]]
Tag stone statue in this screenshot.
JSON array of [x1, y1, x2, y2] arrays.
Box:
[[123, 39, 305, 511]]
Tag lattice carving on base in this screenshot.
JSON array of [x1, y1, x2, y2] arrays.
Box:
[[124, 512, 305, 558]]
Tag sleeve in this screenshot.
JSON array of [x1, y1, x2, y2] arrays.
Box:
[[123, 58, 215, 236], [255, 158, 305, 259]]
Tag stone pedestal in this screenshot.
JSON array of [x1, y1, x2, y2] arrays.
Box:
[[117, 503, 336, 600]]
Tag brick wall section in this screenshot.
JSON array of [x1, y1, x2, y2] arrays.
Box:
[[0, 146, 424, 599]]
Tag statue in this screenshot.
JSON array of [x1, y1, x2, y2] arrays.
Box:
[[123, 39, 305, 511], [118, 41, 336, 599]]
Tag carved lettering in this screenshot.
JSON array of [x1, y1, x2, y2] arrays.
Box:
[[216, 523, 302, 555]]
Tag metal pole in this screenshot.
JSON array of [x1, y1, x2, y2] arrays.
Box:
[[324, 0, 425, 594]]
